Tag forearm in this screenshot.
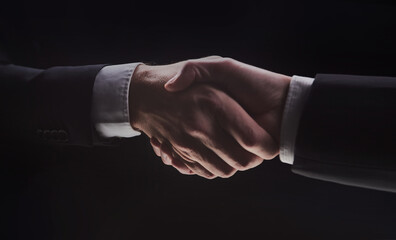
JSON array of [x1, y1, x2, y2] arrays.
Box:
[[0, 64, 106, 145], [0, 64, 43, 143], [291, 74, 396, 192]]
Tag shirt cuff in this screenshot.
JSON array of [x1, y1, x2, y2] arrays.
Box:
[[279, 75, 314, 164], [92, 63, 142, 138]]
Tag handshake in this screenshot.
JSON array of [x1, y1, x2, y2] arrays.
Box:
[[129, 56, 291, 179]]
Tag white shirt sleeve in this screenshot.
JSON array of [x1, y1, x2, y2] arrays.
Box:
[[279, 75, 315, 165], [92, 63, 143, 138]]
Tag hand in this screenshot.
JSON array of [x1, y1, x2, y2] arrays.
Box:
[[163, 56, 292, 155], [129, 59, 278, 179]]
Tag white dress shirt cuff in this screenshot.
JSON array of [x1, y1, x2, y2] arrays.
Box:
[[279, 75, 314, 164], [92, 63, 142, 138]]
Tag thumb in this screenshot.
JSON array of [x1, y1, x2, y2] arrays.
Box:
[[164, 62, 197, 92]]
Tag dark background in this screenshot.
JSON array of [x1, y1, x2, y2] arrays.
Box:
[[1, 0, 396, 239]]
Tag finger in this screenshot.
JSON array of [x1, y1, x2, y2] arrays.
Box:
[[171, 157, 195, 175], [164, 61, 196, 92], [162, 146, 212, 178], [193, 125, 264, 171], [200, 55, 223, 60], [170, 145, 216, 179], [160, 142, 194, 175], [171, 138, 237, 178], [160, 149, 172, 166], [164, 57, 223, 92], [150, 138, 161, 157], [181, 159, 217, 179], [214, 92, 279, 160], [158, 139, 216, 179], [164, 139, 217, 179]]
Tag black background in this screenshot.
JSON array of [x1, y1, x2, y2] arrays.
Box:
[[1, 0, 396, 239]]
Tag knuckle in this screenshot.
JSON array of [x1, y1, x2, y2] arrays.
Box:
[[221, 57, 235, 66], [242, 133, 259, 149], [236, 156, 263, 171], [217, 172, 227, 178], [183, 59, 195, 68], [235, 161, 250, 171], [265, 148, 280, 160], [200, 171, 216, 179], [206, 55, 223, 59], [261, 139, 280, 160], [247, 157, 264, 169], [234, 162, 248, 171], [206, 175, 217, 180], [219, 168, 237, 178], [179, 60, 197, 77], [241, 131, 280, 160]]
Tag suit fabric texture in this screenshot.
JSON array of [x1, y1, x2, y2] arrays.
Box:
[[293, 74, 396, 192]]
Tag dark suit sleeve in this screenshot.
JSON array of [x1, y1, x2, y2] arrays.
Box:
[[292, 74, 396, 193], [0, 62, 106, 146], [0, 47, 9, 64]]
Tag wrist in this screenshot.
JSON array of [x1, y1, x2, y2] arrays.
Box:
[[280, 75, 292, 107], [272, 74, 292, 145], [129, 64, 148, 130]]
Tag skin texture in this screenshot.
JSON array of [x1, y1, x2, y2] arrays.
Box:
[[130, 56, 291, 179]]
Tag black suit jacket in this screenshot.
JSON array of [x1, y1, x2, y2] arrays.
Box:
[[293, 74, 396, 192], [0, 54, 106, 146], [0, 64, 103, 145]]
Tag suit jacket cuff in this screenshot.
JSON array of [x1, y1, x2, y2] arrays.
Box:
[[92, 63, 142, 138], [279, 75, 314, 164]]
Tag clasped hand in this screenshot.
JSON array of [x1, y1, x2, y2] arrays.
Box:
[[129, 56, 291, 179]]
